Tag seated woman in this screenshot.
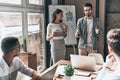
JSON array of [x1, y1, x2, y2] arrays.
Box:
[[91, 29, 120, 80]]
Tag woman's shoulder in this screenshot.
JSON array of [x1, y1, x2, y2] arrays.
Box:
[[48, 23, 53, 25], [48, 23, 59, 26], [47, 23, 54, 28], [61, 23, 67, 27]]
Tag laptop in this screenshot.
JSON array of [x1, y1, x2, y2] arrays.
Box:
[[70, 54, 101, 71], [88, 53, 104, 65]]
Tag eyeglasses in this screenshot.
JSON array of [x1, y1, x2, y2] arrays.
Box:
[[11, 45, 20, 51]]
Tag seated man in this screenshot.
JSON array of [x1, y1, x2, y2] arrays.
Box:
[[91, 28, 120, 80], [0, 37, 41, 80]]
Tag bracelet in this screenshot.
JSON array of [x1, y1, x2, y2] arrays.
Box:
[[105, 66, 111, 71]]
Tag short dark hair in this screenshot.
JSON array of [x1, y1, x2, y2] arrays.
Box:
[[107, 29, 120, 56], [1, 37, 19, 54], [83, 3, 92, 9], [52, 9, 63, 23]]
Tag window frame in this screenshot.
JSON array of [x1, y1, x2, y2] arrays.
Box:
[[0, 0, 46, 71]]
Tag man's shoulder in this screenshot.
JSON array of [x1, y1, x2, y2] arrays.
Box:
[[13, 57, 22, 63], [78, 17, 85, 20], [93, 17, 101, 21], [0, 57, 4, 65], [77, 17, 85, 23], [0, 57, 6, 73]]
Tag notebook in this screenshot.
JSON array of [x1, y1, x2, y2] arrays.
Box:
[[40, 64, 58, 80], [70, 54, 101, 71]]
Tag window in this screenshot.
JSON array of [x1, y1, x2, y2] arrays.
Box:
[[27, 13, 45, 69], [0, 0, 21, 4], [0, 0, 45, 71], [29, 0, 44, 5], [28, 13, 41, 33], [0, 12, 23, 54]]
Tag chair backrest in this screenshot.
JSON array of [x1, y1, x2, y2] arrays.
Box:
[[70, 54, 96, 71], [19, 52, 37, 70], [88, 53, 104, 65]]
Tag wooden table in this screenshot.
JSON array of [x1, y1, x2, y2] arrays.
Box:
[[40, 60, 71, 80], [52, 60, 98, 80], [40, 60, 103, 80]]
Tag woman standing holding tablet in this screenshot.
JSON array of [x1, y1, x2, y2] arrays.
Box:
[[46, 9, 67, 64]]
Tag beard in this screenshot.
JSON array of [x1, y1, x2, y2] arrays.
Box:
[[86, 13, 92, 17], [14, 53, 20, 57]]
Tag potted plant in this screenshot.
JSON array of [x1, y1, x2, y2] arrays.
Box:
[[64, 65, 74, 80]]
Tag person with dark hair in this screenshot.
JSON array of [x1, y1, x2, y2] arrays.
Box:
[[91, 28, 120, 80], [0, 37, 41, 80], [75, 3, 103, 55], [46, 9, 67, 64]]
